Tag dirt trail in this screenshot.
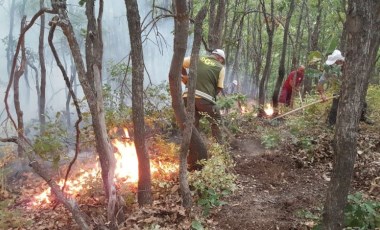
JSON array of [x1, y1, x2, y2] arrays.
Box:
[[211, 137, 328, 230]]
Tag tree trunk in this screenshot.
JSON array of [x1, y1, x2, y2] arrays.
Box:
[[6, 0, 16, 75], [169, 0, 208, 171], [51, 0, 121, 227], [257, 0, 275, 117], [322, 1, 380, 229], [14, 17, 27, 157], [208, 0, 225, 50], [303, 0, 322, 96], [125, 0, 152, 206], [250, 6, 263, 100], [179, 1, 209, 209], [39, 0, 47, 133], [272, 0, 295, 115], [229, 0, 248, 85]]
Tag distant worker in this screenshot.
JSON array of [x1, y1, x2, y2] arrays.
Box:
[[317, 49, 373, 125], [279, 65, 305, 107], [181, 49, 226, 143], [225, 80, 238, 95]]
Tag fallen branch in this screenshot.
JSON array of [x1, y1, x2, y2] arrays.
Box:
[[271, 95, 339, 120]]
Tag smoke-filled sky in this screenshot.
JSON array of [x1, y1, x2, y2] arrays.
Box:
[[0, 0, 177, 124]]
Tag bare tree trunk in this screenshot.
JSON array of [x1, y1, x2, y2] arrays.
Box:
[[250, 7, 263, 100], [14, 17, 27, 157], [51, 0, 121, 227], [208, 0, 225, 50], [303, 0, 322, 95], [322, 1, 380, 229], [65, 63, 76, 131], [39, 0, 47, 133], [229, 0, 248, 84], [4, 8, 91, 229], [6, 0, 16, 75], [257, 0, 275, 117], [125, 0, 152, 206], [169, 0, 208, 171], [180, 1, 209, 209], [272, 0, 295, 115], [223, 0, 241, 77]]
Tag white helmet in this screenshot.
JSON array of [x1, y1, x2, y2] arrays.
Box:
[[325, 50, 345, 65], [212, 49, 225, 60]]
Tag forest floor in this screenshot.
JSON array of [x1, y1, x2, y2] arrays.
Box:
[[1, 103, 380, 230], [210, 115, 380, 230], [211, 130, 328, 229]]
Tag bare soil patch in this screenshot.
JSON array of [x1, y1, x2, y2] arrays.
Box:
[[211, 137, 328, 230]]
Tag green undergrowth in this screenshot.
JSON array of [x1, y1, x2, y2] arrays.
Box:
[[189, 142, 237, 217], [307, 192, 380, 229]]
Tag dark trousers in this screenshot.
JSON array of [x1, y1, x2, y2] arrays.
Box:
[[184, 98, 223, 143]]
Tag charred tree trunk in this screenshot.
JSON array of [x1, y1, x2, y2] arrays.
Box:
[[169, 0, 208, 171], [272, 0, 295, 115], [322, 1, 380, 229], [39, 0, 47, 133], [125, 0, 152, 206]]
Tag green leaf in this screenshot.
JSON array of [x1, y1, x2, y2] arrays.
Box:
[[191, 220, 204, 230]]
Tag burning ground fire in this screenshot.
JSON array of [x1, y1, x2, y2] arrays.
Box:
[[264, 103, 274, 116], [32, 129, 178, 206]]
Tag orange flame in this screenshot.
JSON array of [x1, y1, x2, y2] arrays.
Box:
[[32, 129, 177, 206]]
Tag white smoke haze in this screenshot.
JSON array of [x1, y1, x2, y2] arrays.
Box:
[[0, 0, 177, 127]]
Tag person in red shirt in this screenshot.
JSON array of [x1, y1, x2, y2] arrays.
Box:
[[279, 65, 305, 106]]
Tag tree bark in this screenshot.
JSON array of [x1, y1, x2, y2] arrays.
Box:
[[208, 0, 225, 50], [229, 0, 248, 85], [39, 0, 47, 133], [51, 0, 121, 227], [272, 0, 295, 115], [6, 0, 16, 75], [257, 0, 275, 117], [169, 0, 208, 172], [14, 17, 27, 157], [303, 0, 322, 95], [179, 1, 209, 209], [125, 0, 153, 206], [4, 8, 92, 229], [322, 1, 380, 229]]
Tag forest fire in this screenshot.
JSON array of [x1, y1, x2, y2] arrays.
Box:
[[32, 129, 178, 206], [264, 103, 274, 116]]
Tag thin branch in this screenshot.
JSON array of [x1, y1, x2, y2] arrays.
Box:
[[48, 16, 83, 193], [4, 7, 56, 131]]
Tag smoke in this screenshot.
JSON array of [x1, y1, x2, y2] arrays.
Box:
[[0, 0, 176, 125]]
